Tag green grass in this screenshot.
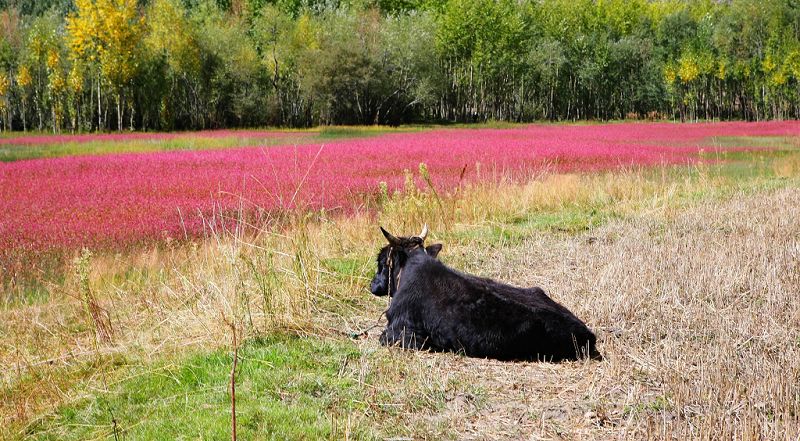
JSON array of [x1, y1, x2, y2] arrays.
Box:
[[0, 134, 315, 162], [0, 125, 432, 162], [1, 279, 52, 308], [704, 135, 800, 150], [449, 206, 616, 247], [315, 125, 423, 140], [322, 256, 370, 278], [695, 136, 799, 168], [24, 334, 372, 441], [444, 146, 799, 249], [0, 131, 54, 139]]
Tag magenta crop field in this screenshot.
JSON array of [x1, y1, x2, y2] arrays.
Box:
[[1, 121, 798, 266]]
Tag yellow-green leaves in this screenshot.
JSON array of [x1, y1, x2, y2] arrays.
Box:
[[0, 70, 9, 97], [145, 0, 200, 75], [68, 0, 144, 90], [16, 65, 32, 88]]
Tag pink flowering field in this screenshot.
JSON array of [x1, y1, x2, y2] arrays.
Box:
[[1, 121, 798, 266]]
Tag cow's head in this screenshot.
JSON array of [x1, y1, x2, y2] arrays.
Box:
[[370, 224, 442, 297]]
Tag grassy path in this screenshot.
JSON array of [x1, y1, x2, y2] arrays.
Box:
[[0, 126, 421, 162]]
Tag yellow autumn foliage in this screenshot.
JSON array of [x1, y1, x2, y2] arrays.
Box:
[[16, 65, 32, 88], [663, 63, 677, 84], [677, 53, 700, 83], [67, 0, 144, 90], [786, 50, 800, 79], [47, 49, 60, 71], [49, 72, 66, 94], [67, 0, 100, 60], [0, 71, 9, 96], [293, 14, 319, 52], [762, 53, 776, 74], [69, 65, 84, 93], [716, 58, 727, 80]]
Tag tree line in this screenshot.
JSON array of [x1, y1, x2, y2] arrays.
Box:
[[0, 0, 799, 132]]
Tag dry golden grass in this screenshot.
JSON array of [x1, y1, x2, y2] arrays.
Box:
[[2, 166, 799, 439], [774, 152, 800, 178], [372, 187, 800, 440]]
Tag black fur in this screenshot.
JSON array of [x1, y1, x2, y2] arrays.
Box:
[[370, 239, 601, 362], [370, 243, 441, 297]]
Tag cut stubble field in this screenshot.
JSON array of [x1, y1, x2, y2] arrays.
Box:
[[1, 122, 800, 440]]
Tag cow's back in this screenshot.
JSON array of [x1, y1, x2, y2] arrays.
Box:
[[397, 257, 599, 361]]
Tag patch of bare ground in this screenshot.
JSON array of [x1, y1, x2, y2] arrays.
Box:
[[355, 187, 800, 440]]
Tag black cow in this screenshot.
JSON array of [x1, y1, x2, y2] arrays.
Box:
[[369, 226, 601, 362]]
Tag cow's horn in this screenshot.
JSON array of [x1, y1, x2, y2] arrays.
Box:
[[380, 226, 401, 246], [418, 224, 429, 241]]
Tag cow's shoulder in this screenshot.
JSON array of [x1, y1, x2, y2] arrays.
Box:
[[404, 252, 450, 278]]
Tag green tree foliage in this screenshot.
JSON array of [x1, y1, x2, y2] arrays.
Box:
[[300, 7, 432, 124], [19, 11, 66, 131], [0, 0, 73, 16], [1, 0, 800, 131], [252, 4, 307, 124], [436, 0, 525, 121], [143, 0, 200, 129], [193, 2, 262, 127]]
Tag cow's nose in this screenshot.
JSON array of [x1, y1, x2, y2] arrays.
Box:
[[370, 279, 386, 296]]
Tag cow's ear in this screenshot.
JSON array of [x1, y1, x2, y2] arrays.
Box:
[[426, 243, 443, 258]]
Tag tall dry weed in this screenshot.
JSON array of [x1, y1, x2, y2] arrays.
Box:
[[73, 248, 113, 345]]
